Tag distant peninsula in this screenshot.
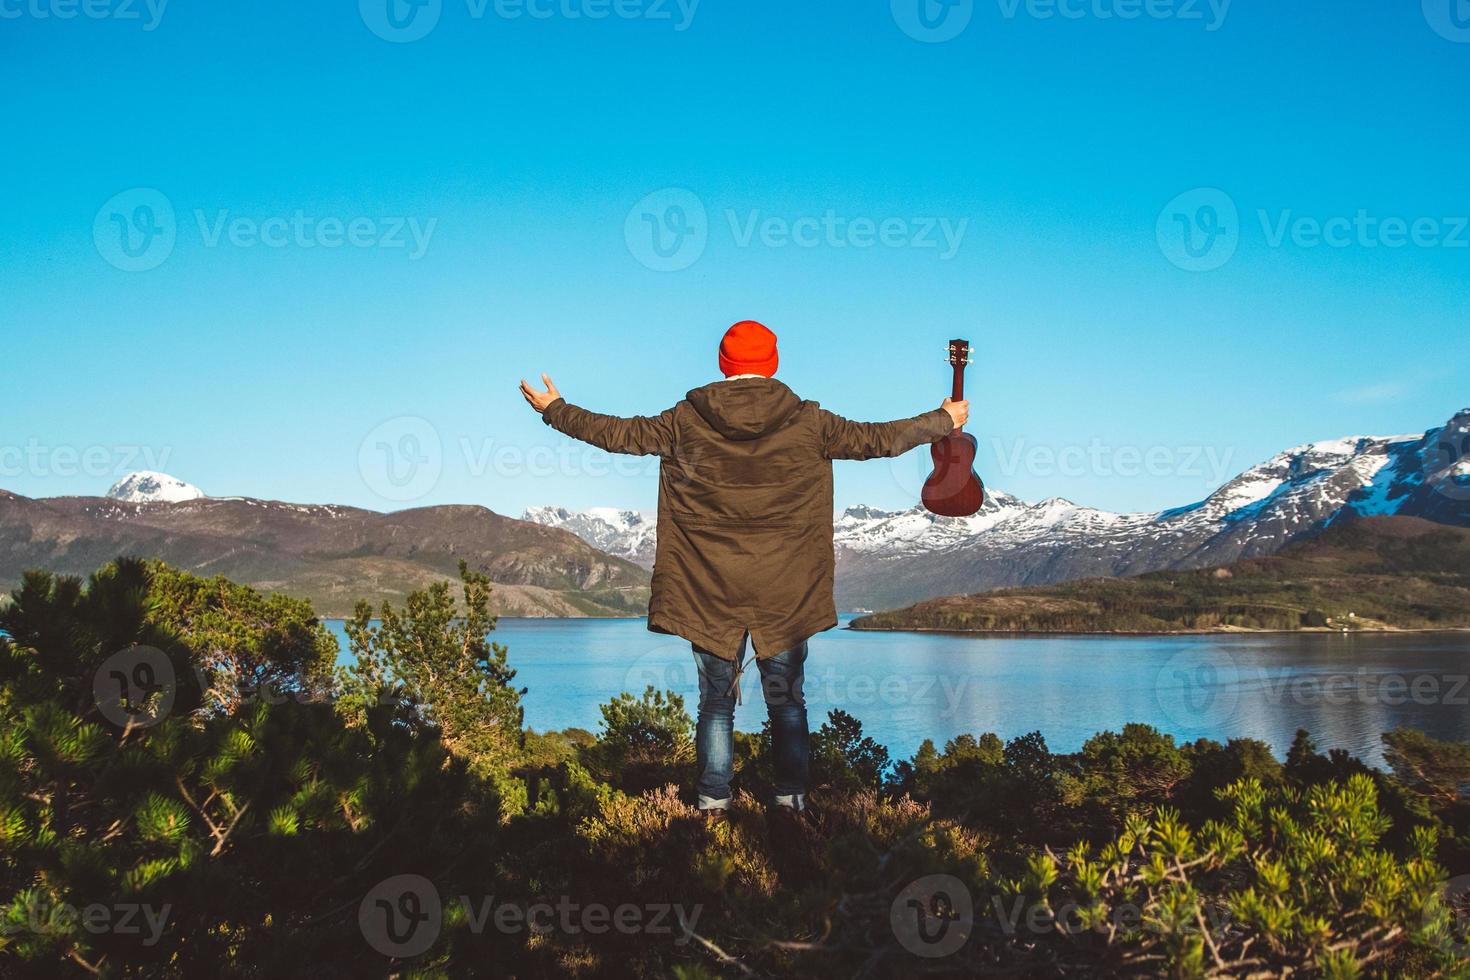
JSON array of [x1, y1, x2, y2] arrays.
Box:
[[849, 516, 1470, 635]]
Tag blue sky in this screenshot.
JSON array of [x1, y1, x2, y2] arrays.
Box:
[[3, 0, 1467, 517]]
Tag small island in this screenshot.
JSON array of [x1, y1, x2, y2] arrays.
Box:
[[850, 516, 1470, 634]]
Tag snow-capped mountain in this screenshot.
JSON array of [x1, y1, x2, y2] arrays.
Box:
[[522, 505, 658, 568], [529, 409, 1470, 610], [833, 490, 1148, 558], [106, 471, 206, 504]]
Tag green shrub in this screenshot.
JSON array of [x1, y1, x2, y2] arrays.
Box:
[[3, 559, 1467, 978]]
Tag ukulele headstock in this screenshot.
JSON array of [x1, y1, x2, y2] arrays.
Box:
[[946, 339, 974, 367]]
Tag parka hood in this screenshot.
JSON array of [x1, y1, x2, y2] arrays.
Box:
[[685, 378, 803, 442]]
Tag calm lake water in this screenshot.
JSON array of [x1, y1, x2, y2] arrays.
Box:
[[326, 616, 1470, 769]]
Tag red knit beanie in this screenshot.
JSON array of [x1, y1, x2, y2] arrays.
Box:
[[718, 320, 779, 377]]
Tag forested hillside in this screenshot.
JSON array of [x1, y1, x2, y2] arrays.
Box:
[[853, 517, 1470, 634]]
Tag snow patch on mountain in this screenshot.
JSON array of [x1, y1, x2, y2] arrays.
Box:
[[106, 472, 206, 504], [523, 505, 658, 568]]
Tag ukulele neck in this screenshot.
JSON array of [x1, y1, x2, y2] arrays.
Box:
[[948, 338, 970, 402]]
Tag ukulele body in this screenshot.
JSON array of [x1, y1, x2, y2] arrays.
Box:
[[920, 337, 986, 518], [922, 429, 985, 518]]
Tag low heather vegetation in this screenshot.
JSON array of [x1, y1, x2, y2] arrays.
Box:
[[1, 560, 1466, 977]]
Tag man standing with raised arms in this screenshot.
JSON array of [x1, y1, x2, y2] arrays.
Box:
[[520, 321, 967, 822]]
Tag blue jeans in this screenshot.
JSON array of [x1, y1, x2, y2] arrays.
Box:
[[693, 634, 809, 811]]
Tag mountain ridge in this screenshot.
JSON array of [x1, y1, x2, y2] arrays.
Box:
[[528, 409, 1470, 610], [0, 490, 650, 618], [7, 410, 1464, 618]]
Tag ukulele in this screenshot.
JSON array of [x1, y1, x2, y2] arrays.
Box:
[[921, 339, 986, 518]]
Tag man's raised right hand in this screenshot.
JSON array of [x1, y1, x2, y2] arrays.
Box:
[[941, 397, 969, 430]]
